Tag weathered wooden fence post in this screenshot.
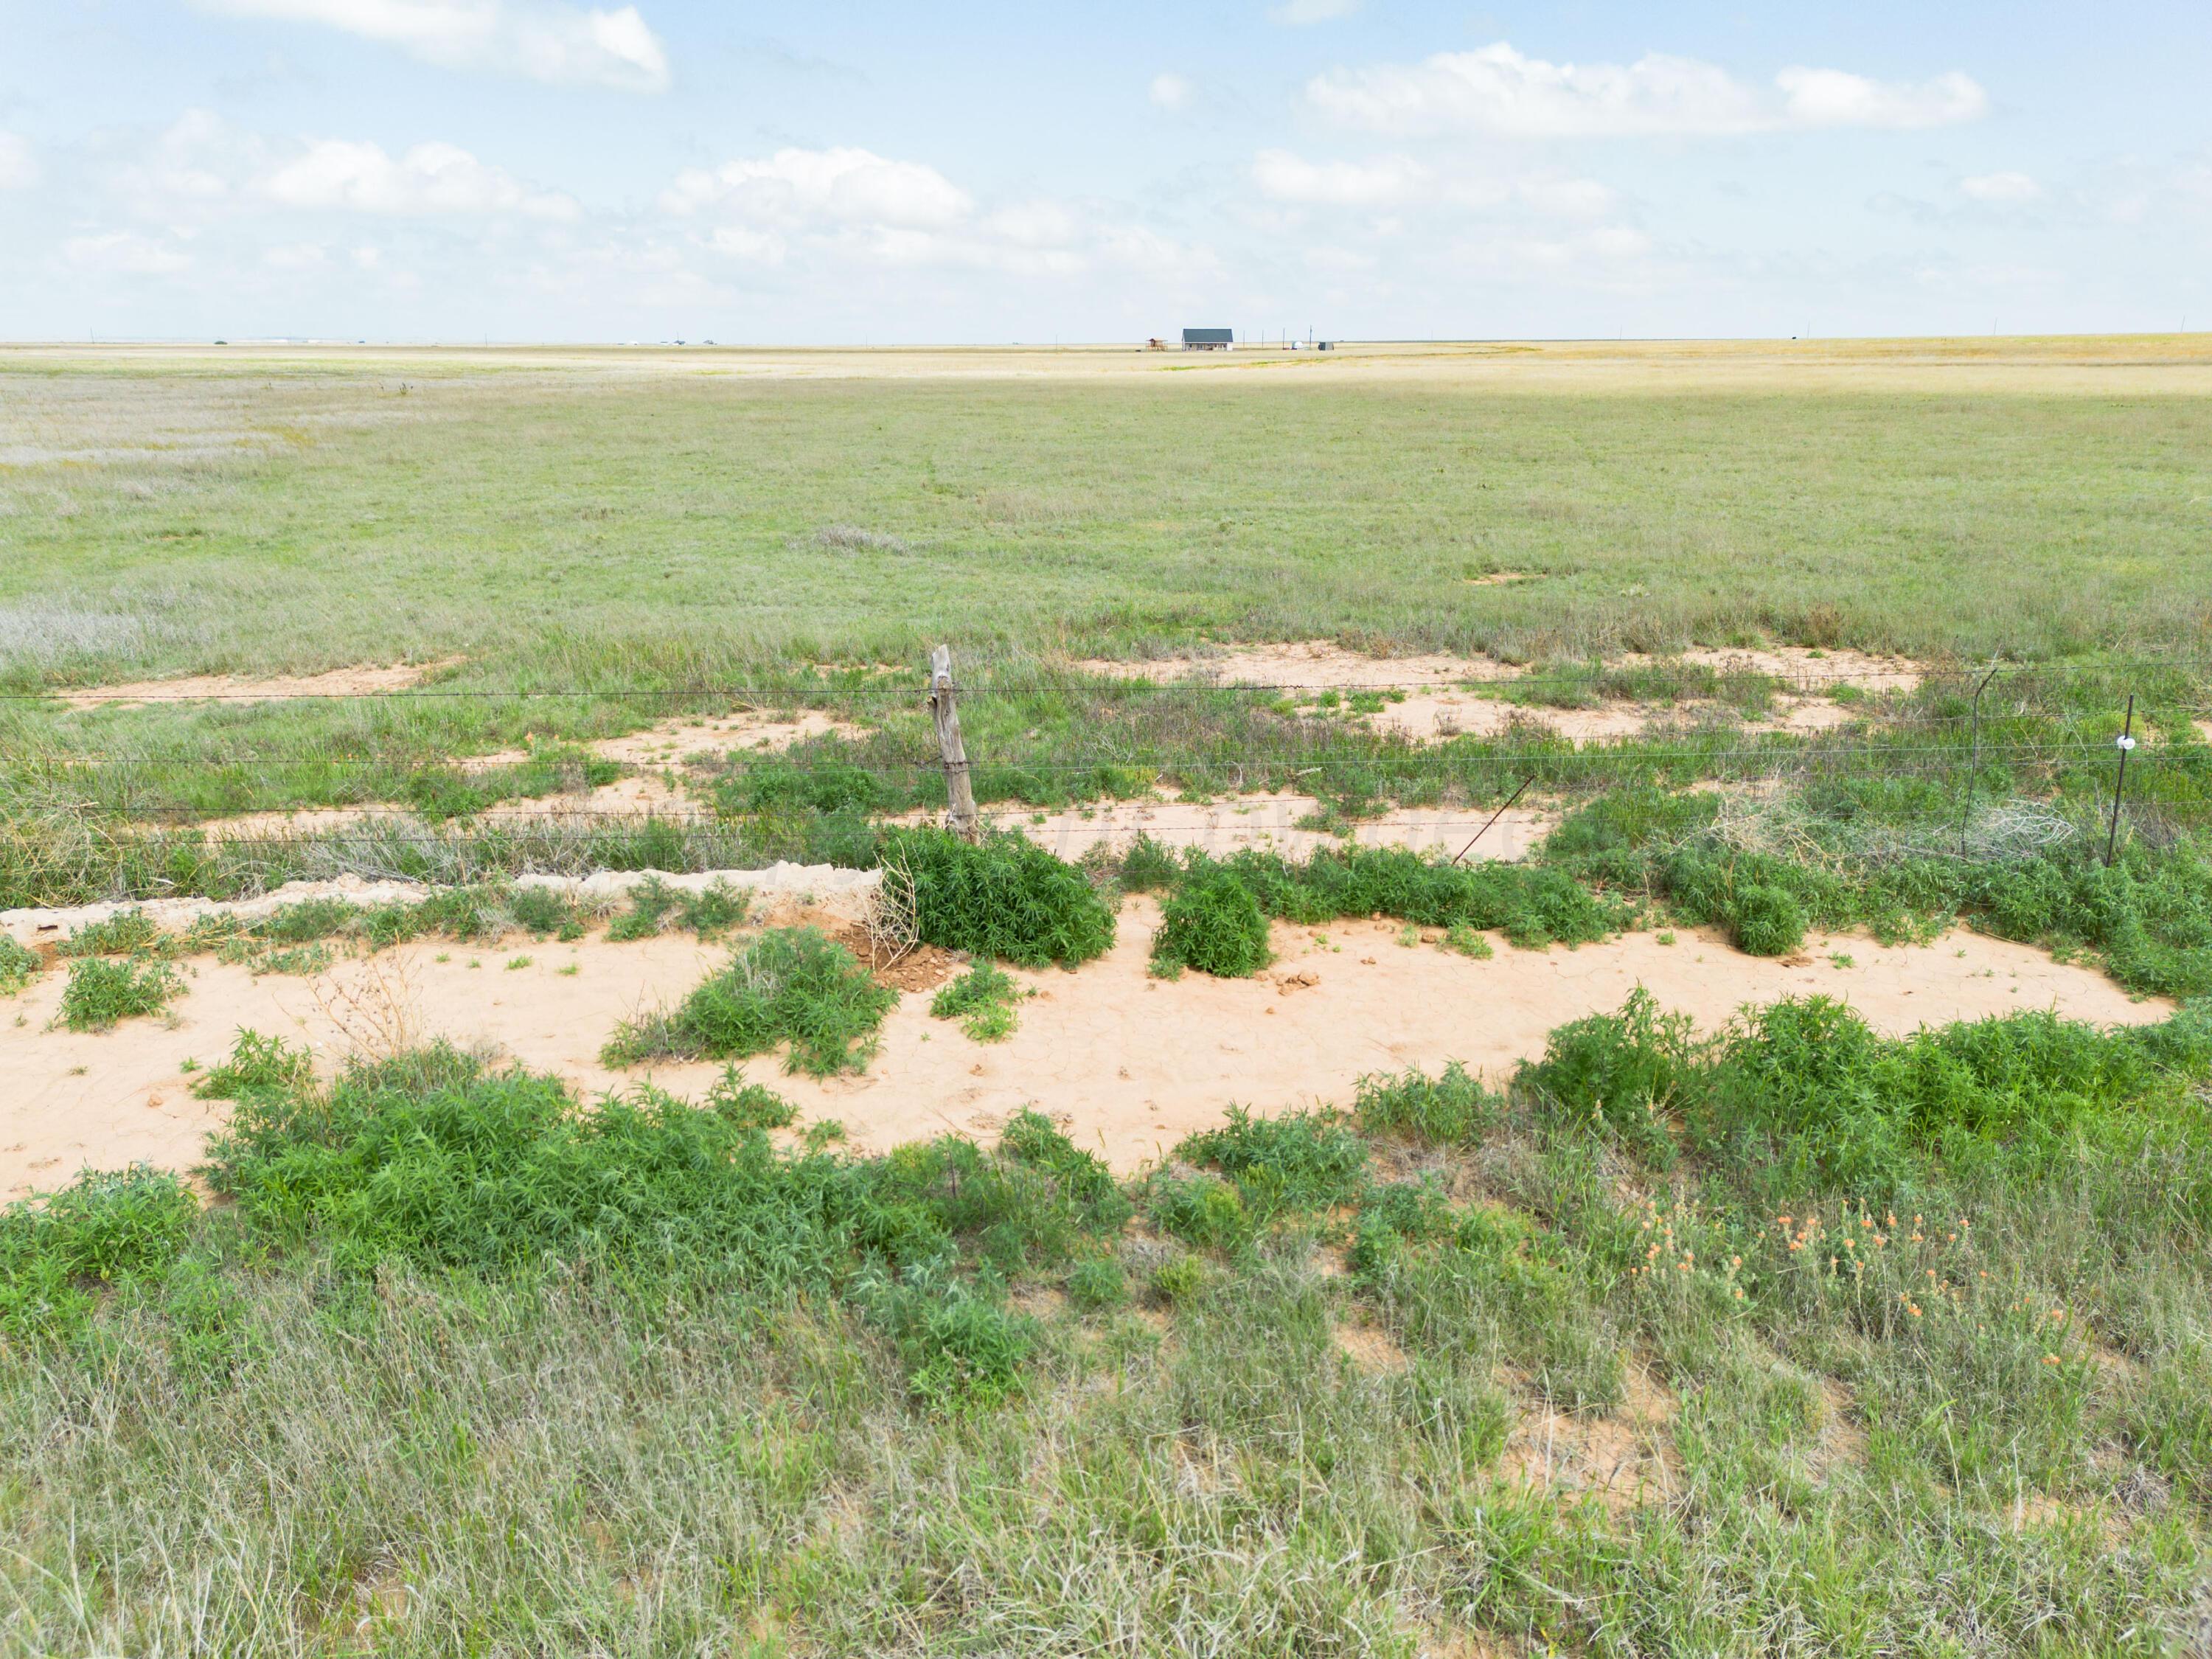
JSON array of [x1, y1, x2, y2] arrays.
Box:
[[928, 645, 980, 841]]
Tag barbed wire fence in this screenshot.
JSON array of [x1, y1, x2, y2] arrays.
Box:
[[4, 647, 2208, 910]]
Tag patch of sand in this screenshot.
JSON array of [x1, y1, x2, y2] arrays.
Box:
[[1078, 640, 1518, 690], [1334, 1321, 1409, 1374], [1076, 641, 1910, 745], [1679, 647, 1924, 692], [57, 661, 457, 709], [909, 793, 1557, 863], [0, 899, 2166, 1200], [1497, 1365, 1678, 1514], [591, 709, 867, 767]]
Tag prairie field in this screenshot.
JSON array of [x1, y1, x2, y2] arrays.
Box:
[[5, 338, 2212, 1657]]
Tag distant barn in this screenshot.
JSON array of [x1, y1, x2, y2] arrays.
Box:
[[1182, 327, 1234, 350]]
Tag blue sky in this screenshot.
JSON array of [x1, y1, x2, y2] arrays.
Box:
[[1, 1, 2207, 341]]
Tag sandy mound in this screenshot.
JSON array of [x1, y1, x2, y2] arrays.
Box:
[[0, 897, 2163, 1200], [914, 794, 1556, 863], [0, 863, 880, 950], [56, 661, 456, 709]]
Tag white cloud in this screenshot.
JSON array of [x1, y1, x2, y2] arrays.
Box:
[[264, 138, 580, 217], [661, 147, 972, 229], [1270, 0, 1359, 24], [1304, 244, 1377, 274], [1307, 41, 1985, 136], [1253, 148, 1615, 218], [1149, 72, 1194, 110], [706, 225, 787, 265], [0, 132, 38, 189], [63, 232, 192, 274], [262, 240, 330, 268], [1253, 148, 1427, 207], [1960, 170, 2041, 203], [1776, 67, 1986, 130], [987, 200, 1082, 247], [1516, 175, 1616, 218], [193, 0, 670, 91]]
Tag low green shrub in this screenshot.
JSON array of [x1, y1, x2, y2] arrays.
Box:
[[602, 926, 894, 1077], [506, 884, 586, 940], [703, 1065, 797, 1130], [1517, 987, 1699, 1166], [1696, 996, 2212, 1201], [1194, 846, 1625, 948], [1150, 1253, 1206, 1303], [58, 910, 164, 959], [193, 1029, 314, 1101], [0, 1166, 199, 1339], [882, 829, 1116, 967], [1355, 1061, 1503, 1145], [0, 936, 38, 995], [931, 960, 1025, 1041], [1440, 922, 1495, 959], [1173, 1107, 1368, 1218], [1547, 787, 2212, 995], [1148, 1172, 1252, 1251], [1151, 867, 1270, 978], [1726, 883, 1806, 956], [57, 956, 184, 1032], [1116, 833, 1182, 893]]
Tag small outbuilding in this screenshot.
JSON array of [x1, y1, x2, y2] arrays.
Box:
[[1182, 327, 1234, 350]]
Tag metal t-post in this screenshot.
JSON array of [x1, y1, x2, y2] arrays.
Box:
[[2105, 695, 2136, 868]]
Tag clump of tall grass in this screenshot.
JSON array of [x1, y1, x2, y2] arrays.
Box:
[[602, 925, 894, 1076]]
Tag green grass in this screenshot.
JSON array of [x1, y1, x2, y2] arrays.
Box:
[[8, 344, 2212, 1650], [602, 925, 896, 1076], [8, 987, 2211, 1649], [7, 347, 2212, 872]]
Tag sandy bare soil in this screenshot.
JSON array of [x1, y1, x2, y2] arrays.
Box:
[[1, 897, 2163, 1200], [1076, 639, 1919, 745], [0, 863, 880, 950], [588, 709, 868, 766], [55, 661, 455, 709], [911, 794, 1557, 863]]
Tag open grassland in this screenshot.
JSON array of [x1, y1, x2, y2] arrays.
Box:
[[7, 338, 2212, 1654], [7, 336, 2212, 690]]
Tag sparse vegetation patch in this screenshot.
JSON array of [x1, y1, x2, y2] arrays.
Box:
[[602, 925, 895, 1076]]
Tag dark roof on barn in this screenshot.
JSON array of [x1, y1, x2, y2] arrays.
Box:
[[1182, 327, 1234, 344]]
